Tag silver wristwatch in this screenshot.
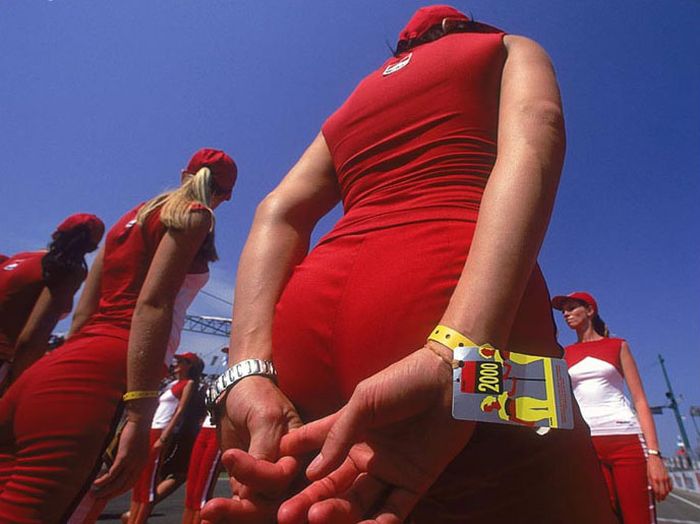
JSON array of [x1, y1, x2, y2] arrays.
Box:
[[206, 358, 277, 417]]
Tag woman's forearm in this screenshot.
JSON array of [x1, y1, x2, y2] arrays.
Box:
[[69, 247, 104, 337], [228, 197, 315, 362], [125, 302, 173, 423], [228, 133, 340, 365], [621, 342, 662, 451], [635, 399, 662, 450]]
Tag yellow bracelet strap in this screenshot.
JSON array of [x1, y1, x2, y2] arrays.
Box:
[[427, 324, 480, 351], [122, 390, 160, 402]]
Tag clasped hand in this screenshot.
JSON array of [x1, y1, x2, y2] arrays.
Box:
[[202, 346, 475, 524]]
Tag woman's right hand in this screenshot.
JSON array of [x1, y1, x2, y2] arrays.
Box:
[[204, 376, 304, 522], [218, 375, 303, 462]]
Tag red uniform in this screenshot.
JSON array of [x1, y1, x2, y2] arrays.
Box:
[[0, 205, 206, 522], [184, 421, 221, 511], [567, 337, 656, 523], [271, 26, 614, 523], [0, 252, 81, 391], [0, 252, 46, 363], [131, 379, 189, 503]]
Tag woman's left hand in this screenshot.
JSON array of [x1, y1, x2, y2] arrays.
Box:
[[92, 418, 151, 499], [647, 455, 672, 501]]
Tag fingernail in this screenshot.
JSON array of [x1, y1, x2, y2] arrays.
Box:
[[306, 453, 323, 474]]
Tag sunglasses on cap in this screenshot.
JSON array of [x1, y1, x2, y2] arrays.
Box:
[[211, 180, 233, 200], [397, 17, 473, 53]]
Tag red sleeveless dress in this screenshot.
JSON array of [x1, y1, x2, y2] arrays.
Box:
[[272, 30, 614, 523]]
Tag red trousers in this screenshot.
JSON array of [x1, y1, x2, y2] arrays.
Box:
[[0, 332, 127, 523], [592, 434, 656, 524], [131, 428, 164, 503], [184, 427, 221, 510]]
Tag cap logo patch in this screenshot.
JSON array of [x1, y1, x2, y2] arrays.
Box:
[[383, 53, 412, 76], [2, 263, 19, 271]]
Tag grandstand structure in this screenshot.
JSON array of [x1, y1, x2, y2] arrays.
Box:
[[183, 314, 231, 337]]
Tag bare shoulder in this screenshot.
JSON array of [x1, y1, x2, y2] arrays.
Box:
[[620, 340, 634, 356], [503, 35, 554, 65], [184, 206, 213, 234]]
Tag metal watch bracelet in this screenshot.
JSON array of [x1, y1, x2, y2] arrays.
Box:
[[206, 358, 276, 417]]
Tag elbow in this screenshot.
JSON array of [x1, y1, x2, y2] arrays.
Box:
[[133, 300, 174, 320], [255, 191, 288, 222], [505, 101, 566, 184], [522, 100, 566, 157], [255, 191, 316, 234]]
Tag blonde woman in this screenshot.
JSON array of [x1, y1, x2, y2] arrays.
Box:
[[0, 148, 236, 523]]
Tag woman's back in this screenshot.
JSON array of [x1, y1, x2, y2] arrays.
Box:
[[82, 206, 166, 338], [321, 27, 506, 239]]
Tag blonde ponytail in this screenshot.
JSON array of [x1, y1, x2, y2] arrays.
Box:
[[136, 167, 218, 260]]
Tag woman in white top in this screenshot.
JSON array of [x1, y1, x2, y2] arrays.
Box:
[[126, 352, 199, 523], [553, 291, 671, 524]]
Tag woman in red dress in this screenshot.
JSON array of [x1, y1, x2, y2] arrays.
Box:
[[205, 6, 615, 523], [0, 148, 236, 523], [0, 213, 104, 390]]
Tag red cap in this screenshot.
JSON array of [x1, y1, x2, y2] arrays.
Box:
[[55, 213, 105, 245], [174, 352, 198, 363], [398, 5, 470, 44], [185, 148, 237, 196], [551, 292, 598, 313]]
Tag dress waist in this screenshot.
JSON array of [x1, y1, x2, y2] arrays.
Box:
[[318, 204, 479, 246]]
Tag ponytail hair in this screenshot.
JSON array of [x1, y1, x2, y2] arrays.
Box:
[[136, 167, 218, 261], [42, 225, 99, 285], [592, 314, 610, 338], [188, 358, 204, 381]]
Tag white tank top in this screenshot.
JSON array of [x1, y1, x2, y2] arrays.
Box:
[[566, 338, 641, 436], [152, 379, 188, 429]]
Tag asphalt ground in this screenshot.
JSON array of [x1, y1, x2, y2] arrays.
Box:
[[99, 478, 700, 523]]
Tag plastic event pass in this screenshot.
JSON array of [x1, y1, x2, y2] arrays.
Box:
[[452, 346, 574, 430]]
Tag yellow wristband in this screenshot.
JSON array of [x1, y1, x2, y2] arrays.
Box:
[[427, 325, 480, 351], [122, 390, 160, 402]]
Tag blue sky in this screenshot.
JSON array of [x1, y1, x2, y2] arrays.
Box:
[[1, 1, 698, 456]]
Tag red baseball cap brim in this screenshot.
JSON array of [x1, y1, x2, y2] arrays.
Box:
[[174, 352, 198, 363], [551, 292, 598, 313]]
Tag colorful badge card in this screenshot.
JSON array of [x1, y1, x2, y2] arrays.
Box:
[[452, 346, 574, 429]]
